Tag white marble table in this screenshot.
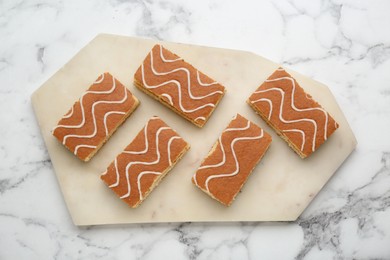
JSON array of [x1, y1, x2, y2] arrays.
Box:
[[1, 0, 389, 259]]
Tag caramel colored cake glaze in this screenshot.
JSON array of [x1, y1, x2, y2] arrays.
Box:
[[101, 116, 189, 208], [247, 68, 339, 158], [134, 44, 226, 127], [52, 72, 139, 161], [192, 114, 272, 206]]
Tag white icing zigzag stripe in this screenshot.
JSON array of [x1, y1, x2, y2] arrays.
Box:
[[136, 171, 161, 200], [109, 158, 120, 188], [140, 46, 222, 113], [251, 98, 273, 120], [159, 45, 218, 87], [62, 76, 128, 145], [167, 137, 182, 165], [254, 89, 317, 152], [103, 111, 126, 136], [63, 106, 74, 119], [282, 129, 305, 151], [195, 116, 206, 122], [196, 71, 217, 87], [152, 45, 223, 99], [251, 96, 305, 151], [54, 73, 113, 131], [108, 120, 157, 188], [54, 75, 130, 156], [158, 44, 220, 88], [94, 74, 105, 84], [161, 93, 174, 105], [199, 121, 251, 170], [120, 127, 177, 199], [134, 130, 189, 200], [74, 144, 97, 155], [108, 123, 180, 201], [159, 45, 183, 63], [263, 76, 329, 140], [203, 126, 264, 193], [120, 126, 170, 199], [193, 121, 252, 187], [141, 64, 215, 113]]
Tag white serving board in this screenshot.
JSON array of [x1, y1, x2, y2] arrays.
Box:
[[31, 34, 357, 225]]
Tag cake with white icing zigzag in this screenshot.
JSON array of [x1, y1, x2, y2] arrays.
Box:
[[192, 114, 272, 206], [247, 67, 339, 158], [101, 116, 190, 208], [52, 72, 139, 161], [134, 44, 226, 128]]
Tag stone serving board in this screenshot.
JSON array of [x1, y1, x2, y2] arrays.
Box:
[[31, 34, 357, 226]]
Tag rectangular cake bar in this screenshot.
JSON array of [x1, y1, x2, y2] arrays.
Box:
[[192, 114, 272, 206], [52, 72, 139, 161], [134, 44, 226, 128], [101, 116, 190, 208], [247, 67, 339, 158]]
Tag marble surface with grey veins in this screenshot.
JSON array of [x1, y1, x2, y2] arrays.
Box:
[[0, 0, 389, 259]]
